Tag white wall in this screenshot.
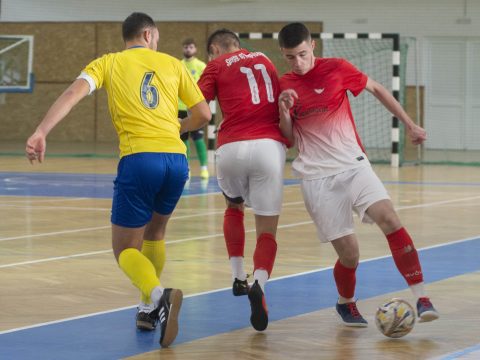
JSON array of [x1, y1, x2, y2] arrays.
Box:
[[1, 0, 480, 38]]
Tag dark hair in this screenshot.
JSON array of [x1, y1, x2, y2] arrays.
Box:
[[206, 29, 240, 55], [122, 12, 156, 42], [182, 38, 196, 46], [278, 22, 311, 48]]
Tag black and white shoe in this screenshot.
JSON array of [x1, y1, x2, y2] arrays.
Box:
[[136, 303, 158, 331], [157, 288, 183, 348]]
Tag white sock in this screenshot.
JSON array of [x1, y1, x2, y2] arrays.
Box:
[[337, 296, 355, 305], [138, 302, 155, 312], [410, 282, 426, 299], [230, 256, 247, 281], [150, 286, 164, 307], [253, 269, 269, 292]]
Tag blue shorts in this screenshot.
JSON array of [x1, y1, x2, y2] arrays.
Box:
[[111, 152, 189, 228]]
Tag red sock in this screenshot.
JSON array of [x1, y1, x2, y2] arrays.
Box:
[[333, 260, 357, 299], [386, 227, 423, 285], [253, 233, 277, 277], [223, 208, 245, 258]]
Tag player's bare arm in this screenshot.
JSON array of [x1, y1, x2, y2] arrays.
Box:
[[365, 77, 426, 146], [178, 100, 211, 133], [278, 89, 298, 145], [26, 79, 90, 164]]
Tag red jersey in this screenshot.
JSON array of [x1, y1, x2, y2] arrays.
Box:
[[198, 49, 287, 148], [280, 58, 368, 179]]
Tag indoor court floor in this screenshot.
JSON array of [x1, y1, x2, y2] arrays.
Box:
[[0, 156, 479, 359]]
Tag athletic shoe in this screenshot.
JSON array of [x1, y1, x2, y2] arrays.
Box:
[[136, 303, 158, 331], [200, 168, 209, 180], [336, 301, 368, 327], [248, 280, 268, 331], [158, 288, 183, 348], [417, 297, 439, 323], [232, 277, 249, 296]]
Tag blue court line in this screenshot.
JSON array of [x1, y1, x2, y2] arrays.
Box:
[[439, 343, 480, 359], [0, 172, 300, 198], [1, 171, 480, 199], [0, 237, 479, 359]]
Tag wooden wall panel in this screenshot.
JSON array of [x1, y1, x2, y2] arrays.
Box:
[[157, 22, 209, 62], [0, 83, 95, 141], [0, 21, 324, 149]]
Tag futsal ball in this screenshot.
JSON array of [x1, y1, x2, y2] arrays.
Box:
[[375, 298, 416, 338]]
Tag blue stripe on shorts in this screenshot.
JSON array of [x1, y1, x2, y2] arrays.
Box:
[[111, 152, 188, 228]]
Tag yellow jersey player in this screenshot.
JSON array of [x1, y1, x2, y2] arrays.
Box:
[[178, 38, 209, 179], [25, 12, 211, 348]]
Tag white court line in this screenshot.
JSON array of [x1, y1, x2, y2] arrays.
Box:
[[1, 195, 479, 269], [0, 197, 88, 204], [0, 233, 478, 335], [0, 200, 305, 242]]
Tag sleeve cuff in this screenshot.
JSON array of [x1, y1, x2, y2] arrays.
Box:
[[77, 72, 96, 95]]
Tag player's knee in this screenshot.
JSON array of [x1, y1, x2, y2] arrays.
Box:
[[378, 211, 401, 233], [339, 252, 359, 268]]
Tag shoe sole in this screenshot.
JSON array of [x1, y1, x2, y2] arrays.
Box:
[[248, 289, 268, 331], [418, 311, 439, 323], [136, 321, 155, 331], [160, 289, 183, 348]]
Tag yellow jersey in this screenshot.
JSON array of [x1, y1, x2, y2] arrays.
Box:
[[178, 57, 206, 111], [80, 47, 205, 158]]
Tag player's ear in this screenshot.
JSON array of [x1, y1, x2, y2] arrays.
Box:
[[311, 39, 316, 51], [143, 28, 152, 44]]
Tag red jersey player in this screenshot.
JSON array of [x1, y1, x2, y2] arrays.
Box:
[[277, 23, 439, 327], [195, 29, 287, 332]]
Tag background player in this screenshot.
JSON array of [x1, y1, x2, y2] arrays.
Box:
[[25, 12, 211, 347], [187, 29, 288, 331], [277, 22, 439, 327], [178, 38, 209, 179]]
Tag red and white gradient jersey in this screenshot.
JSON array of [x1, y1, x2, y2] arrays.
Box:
[[280, 58, 369, 179], [198, 49, 287, 148]]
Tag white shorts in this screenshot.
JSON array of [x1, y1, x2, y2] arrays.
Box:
[[301, 165, 390, 242], [215, 139, 286, 216]]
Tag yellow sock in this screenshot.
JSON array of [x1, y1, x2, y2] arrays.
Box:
[[140, 240, 166, 303], [118, 248, 160, 302]]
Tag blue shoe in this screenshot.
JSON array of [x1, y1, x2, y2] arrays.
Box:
[[417, 297, 439, 323], [336, 301, 368, 327]]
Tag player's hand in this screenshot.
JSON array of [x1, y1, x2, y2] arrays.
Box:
[[406, 124, 426, 146], [279, 89, 298, 113], [26, 131, 46, 164]]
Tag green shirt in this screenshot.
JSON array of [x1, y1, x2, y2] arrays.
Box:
[[178, 57, 206, 111]]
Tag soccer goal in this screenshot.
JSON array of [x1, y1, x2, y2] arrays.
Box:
[[0, 35, 35, 93], [238, 32, 406, 167]]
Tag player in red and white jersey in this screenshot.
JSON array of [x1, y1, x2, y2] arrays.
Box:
[[277, 23, 439, 327], [195, 29, 288, 332]]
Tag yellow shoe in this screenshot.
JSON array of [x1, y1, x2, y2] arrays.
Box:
[[200, 168, 209, 179]]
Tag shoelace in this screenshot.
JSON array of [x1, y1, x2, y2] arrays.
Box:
[[347, 302, 361, 318], [418, 297, 431, 307]]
